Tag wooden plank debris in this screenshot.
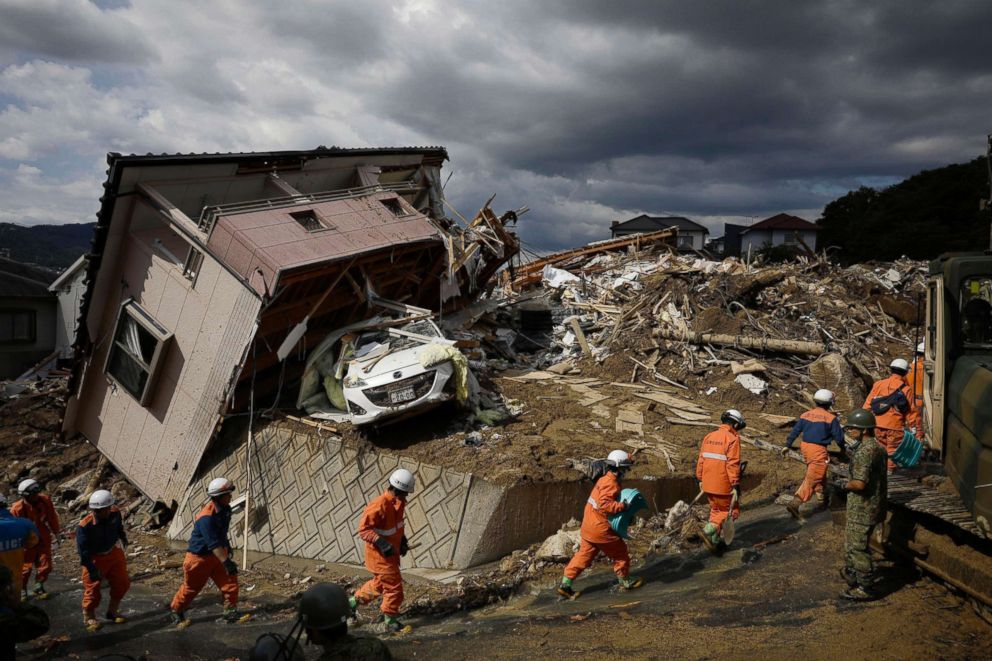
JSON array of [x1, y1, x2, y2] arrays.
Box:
[[570, 317, 591, 355]]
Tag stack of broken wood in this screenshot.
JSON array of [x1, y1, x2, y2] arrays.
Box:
[[519, 247, 926, 408]]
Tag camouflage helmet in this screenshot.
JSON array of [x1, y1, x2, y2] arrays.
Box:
[[845, 409, 876, 430], [298, 583, 349, 631]]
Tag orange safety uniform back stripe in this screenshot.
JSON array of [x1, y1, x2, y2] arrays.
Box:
[[696, 424, 742, 496]]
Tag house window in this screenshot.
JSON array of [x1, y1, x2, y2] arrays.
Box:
[[677, 235, 694, 249], [290, 209, 327, 232], [783, 232, 800, 246], [105, 300, 172, 405], [0, 310, 36, 344], [183, 246, 204, 283], [380, 198, 408, 217], [960, 277, 992, 349]]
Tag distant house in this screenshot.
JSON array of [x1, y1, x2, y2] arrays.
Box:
[[48, 254, 88, 360], [721, 223, 749, 257], [0, 257, 57, 378], [706, 235, 725, 255], [739, 214, 820, 255], [610, 215, 709, 251]]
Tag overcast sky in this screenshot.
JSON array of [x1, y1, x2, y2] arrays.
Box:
[[0, 0, 989, 250]]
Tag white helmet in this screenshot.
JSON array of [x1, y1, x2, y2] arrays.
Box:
[[916, 342, 924, 354], [89, 490, 114, 509], [389, 469, 416, 494], [721, 409, 746, 429], [18, 479, 40, 496], [606, 449, 633, 468], [813, 389, 835, 405], [890, 358, 910, 374], [207, 477, 235, 497]]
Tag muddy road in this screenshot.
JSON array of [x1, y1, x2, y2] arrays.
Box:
[[16, 504, 992, 660]]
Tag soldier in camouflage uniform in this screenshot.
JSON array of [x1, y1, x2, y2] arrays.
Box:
[[839, 409, 888, 600], [248, 583, 391, 661]]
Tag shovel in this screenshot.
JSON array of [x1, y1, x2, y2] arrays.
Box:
[[276, 258, 357, 361], [721, 491, 738, 544], [720, 461, 747, 545]]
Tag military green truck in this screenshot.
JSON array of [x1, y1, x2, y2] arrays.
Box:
[[923, 254, 992, 535]]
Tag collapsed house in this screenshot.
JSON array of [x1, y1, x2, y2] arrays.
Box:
[[62, 147, 541, 568]]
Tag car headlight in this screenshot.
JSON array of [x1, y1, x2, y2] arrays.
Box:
[[343, 375, 367, 388]]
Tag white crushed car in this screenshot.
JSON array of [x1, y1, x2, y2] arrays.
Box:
[[297, 305, 466, 426]]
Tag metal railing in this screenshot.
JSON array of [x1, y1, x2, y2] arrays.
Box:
[[196, 182, 424, 234]]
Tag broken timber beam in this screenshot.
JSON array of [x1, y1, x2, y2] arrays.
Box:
[[654, 329, 826, 356]]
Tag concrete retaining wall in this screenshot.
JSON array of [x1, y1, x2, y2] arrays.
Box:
[[168, 420, 698, 569]]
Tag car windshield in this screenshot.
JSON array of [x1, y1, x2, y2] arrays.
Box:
[[961, 277, 992, 351], [354, 318, 440, 357]]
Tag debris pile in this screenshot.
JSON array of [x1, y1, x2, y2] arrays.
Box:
[[492, 246, 925, 415]]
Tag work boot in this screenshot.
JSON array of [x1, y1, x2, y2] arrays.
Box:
[[839, 567, 858, 588], [32, 582, 48, 600], [83, 610, 102, 632], [106, 599, 127, 624], [556, 578, 578, 599], [170, 610, 190, 629], [219, 607, 251, 623], [617, 576, 644, 591], [840, 585, 876, 601], [368, 614, 403, 634], [347, 595, 362, 625], [786, 497, 802, 519], [700, 522, 720, 553]]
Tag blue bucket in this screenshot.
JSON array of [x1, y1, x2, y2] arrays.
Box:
[[891, 429, 924, 468], [608, 488, 647, 539]]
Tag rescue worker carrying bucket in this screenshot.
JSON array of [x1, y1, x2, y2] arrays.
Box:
[[696, 410, 745, 552], [557, 450, 644, 599]]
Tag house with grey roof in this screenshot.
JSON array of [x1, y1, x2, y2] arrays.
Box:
[[610, 215, 709, 251]]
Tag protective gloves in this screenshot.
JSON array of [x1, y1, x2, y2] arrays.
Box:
[[374, 538, 395, 558]]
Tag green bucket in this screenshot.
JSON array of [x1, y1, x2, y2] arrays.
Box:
[[892, 429, 924, 468]]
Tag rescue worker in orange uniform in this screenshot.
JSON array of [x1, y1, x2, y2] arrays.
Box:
[[904, 342, 925, 438], [10, 479, 60, 600], [558, 450, 644, 598], [0, 492, 39, 597], [863, 358, 914, 471], [77, 489, 130, 631], [170, 477, 241, 627], [696, 410, 745, 551], [782, 389, 845, 518], [350, 468, 415, 634]]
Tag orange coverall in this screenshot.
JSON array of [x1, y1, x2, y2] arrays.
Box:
[[863, 373, 914, 470], [564, 471, 630, 580], [355, 491, 406, 616], [77, 508, 130, 613], [10, 494, 60, 586], [170, 501, 238, 613], [696, 424, 742, 527], [904, 356, 925, 437]]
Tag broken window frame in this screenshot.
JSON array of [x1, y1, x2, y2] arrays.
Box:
[[0, 309, 36, 344], [676, 234, 694, 249], [380, 197, 412, 218], [104, 299, 173, 406], [289, 209, 330, 232], [182, 245, 204, 284]]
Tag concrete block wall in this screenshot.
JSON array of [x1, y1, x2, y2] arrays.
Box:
[[168, 419, 700, 569]]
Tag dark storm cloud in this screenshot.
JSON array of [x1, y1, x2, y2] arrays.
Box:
[[0, 0, 155, 64], [1, 1, 988, 250]]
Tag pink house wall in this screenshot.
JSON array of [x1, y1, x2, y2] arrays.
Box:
[[72, 228, 261, 504]]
